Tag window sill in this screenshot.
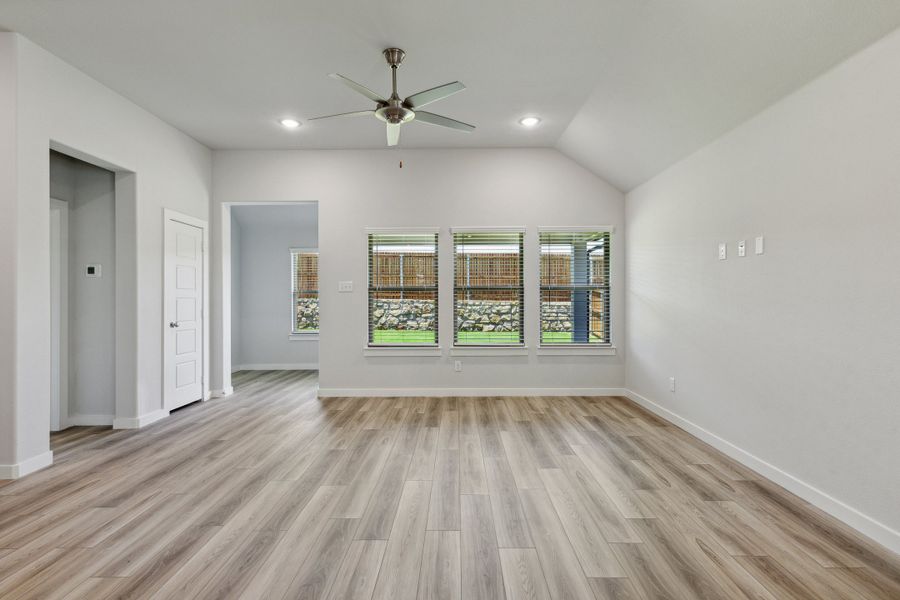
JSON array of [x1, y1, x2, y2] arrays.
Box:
[[364, 346, 443, 357], [450, 346, 529, 357], [536, 345, 616, 356], [290, 333, 319, 341]]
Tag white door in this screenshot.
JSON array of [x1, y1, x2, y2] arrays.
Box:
[[164, 218, 204, 410]]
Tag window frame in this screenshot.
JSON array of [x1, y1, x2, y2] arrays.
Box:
[[537, 226, 613, 349], [366, 228, 440, 349], [290, 247, 319, 336], [451, 226, 526, 348]]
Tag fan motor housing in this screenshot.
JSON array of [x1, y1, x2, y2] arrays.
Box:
[[375, 101, 415, 125]]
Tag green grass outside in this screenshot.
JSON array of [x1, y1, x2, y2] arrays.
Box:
[[540, 332, 606, 344], [455, 331, 522, 345], [370, 330, 521, 344], [370, 329, 606, 344], [371, 330, 438, 344]]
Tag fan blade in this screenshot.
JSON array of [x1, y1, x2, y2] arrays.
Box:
[[405, 81, 466, 109], [329, 73, 387, 103], [414, 111, 475, 132], [308, 110, 375, 121], [386, 123, 401, 146]]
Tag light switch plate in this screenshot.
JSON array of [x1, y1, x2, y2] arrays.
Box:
[[718, 243, 727, 260], [755, 236, 765, 255], [738, 240, 746, 257], [338, 281, 353, 293], [85, 264, 101, 277]]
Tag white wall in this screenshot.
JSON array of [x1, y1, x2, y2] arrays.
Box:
[[211, 148, 625, 395], [626, 28, 900, 551], [49, 152, 117, 421], [0, 34, 19, 470], [0, 33, 211, 475], [231, 204, 318, 369]]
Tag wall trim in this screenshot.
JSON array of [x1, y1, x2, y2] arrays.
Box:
[[210, 386, 234, 398], [319, 387, 626, 398], [0, 451, 54, 479], [67, 414, 115, 426], [113, 408, 169, 430], [622, 388, 900, 556], [233, 363, 319, 371]]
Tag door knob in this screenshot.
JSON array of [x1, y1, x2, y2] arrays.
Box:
[[169, 321, 180, 328]]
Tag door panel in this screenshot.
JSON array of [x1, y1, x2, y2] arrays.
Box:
[[165, 218, 204, 410]]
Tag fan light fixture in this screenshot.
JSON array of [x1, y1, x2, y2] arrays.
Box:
[[280, 118, 301, 128], [519, 116, 541, 127]]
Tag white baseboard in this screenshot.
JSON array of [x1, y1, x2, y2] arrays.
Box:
[[113, 408, 169, 430], [622, 388, 900, 556], [233, 363, 318, 371], [210, 386, 234, 398], [318, 387, 627, 398], [0, 450, 54, 479], [67, 414, 115, 426]]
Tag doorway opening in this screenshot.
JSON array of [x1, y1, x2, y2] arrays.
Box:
[[49, 150, 117, 430], [227, 203, 319, 379]]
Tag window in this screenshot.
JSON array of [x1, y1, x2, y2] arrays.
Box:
[[367, 231, 439, 346], [539, 229, 611, 345], [453, 229, 524, 345], [291, 249, 318, 334]]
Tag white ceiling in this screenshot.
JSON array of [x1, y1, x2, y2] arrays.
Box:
[[3, 1, 900, 190]]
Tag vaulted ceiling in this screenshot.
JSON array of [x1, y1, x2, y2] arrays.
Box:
[[3, 1, 900, 190]]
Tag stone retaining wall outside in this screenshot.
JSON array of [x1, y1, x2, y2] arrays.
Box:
[[297, 298, 583, 333]]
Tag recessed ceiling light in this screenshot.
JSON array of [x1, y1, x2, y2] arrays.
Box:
[[519, 116, 541, 127], [280, 118, 301, 129]]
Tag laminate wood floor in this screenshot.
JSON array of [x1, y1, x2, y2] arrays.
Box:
[[1, 370, 898, 599]]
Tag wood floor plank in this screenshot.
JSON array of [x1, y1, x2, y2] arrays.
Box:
[[372, 480, 431, 600], [281, 517, 358, 600], [498, 548, 551, 600], [499, 430, 543, 490], [518, 488, 596, 600], [483, 456, 533, 548], [538, 467, 625, 577], [239, 485, 346, 599], [408, 427, 440, 481], [571, 444, 654, 519], [418, 530, 461, 600], [356, 451, 413, 540], [427, 449, 461, 530], [459, 434, 488, 495], [587, 577, 643, 600], [326, 539, 387, 600], [460, 494, 506, 600]]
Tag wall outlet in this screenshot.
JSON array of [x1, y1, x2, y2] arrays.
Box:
[[718, 243, 727, 260], [755, 236, 765, 255], [338, 281, 353, 293], [737, 240, 746, 257], [669, 377, 676, 392], [454, 360, 462, 372]]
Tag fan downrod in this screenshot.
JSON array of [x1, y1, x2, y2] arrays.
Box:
[[376, 48, 415, 124]]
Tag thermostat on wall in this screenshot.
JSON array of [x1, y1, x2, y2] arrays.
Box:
[[85, 264, 102, 277]]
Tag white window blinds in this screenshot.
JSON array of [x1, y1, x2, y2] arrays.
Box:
[[539, 230, 610, 345], [452, 230, 524, 346], [367, 232, 439, 346]]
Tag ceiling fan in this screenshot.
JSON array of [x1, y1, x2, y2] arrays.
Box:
[[309, 48, 475, 146]]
